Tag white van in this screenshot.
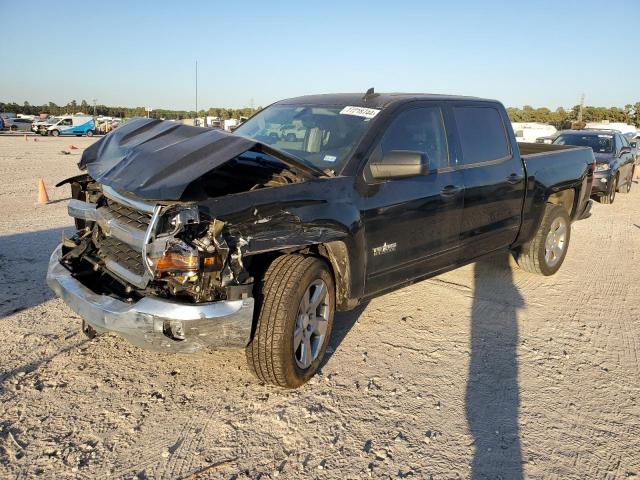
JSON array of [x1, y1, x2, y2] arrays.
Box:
[[45, 115, 95, 137]]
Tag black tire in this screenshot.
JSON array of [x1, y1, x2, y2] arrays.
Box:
[[618, 173, 631, 193], [246, 254, 335, 388], [599, 174, 617, 204], [9, 125, 17, 132], [514, 203, 571, 276], [86, 130, 94, 137], [50, 129, 60, 137]]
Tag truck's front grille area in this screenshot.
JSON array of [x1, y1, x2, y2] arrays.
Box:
[[104, 199, 152, 231], [97, 235, 146, 277]]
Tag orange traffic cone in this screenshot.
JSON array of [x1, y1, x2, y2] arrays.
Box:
[[37, 178, 50, 204], [69, 144, 77, 150]]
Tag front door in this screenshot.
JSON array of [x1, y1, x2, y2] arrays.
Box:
[[361, 103, 464, 295]]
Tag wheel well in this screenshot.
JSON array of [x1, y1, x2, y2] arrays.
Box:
[[246, 241, 352, 311], [547, 188, 575, 217]]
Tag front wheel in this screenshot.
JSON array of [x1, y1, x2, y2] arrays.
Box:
[[514, 203, 570, 276], [599, 175, 617, 204], [246, 255, 335, 388], [50, 129, 60, 137]]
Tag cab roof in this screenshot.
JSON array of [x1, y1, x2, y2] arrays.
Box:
[[275, 92, 495, 109]]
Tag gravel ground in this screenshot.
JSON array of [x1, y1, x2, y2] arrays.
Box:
[[0, 136, 639, 479]]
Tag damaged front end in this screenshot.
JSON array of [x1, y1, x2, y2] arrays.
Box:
[[63, 183, 252, 302], [46, 118, 350, 353], [47, 177, 256, 352]]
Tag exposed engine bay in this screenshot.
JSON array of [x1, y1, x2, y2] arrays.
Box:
[[59, 174, 263, 304]]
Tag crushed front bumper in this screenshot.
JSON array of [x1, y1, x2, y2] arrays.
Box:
[[46, 244, 254, 353], [591, 173, 611, 195]]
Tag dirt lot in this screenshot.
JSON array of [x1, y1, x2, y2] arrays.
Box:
[[0, 135, 639, 479]]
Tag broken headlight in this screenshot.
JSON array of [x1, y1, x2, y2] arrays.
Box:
[[152, 240, 222, 276], [153, 240, 199, 274]]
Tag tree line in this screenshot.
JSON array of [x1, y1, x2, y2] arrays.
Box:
[[0, 100, 259, 120], [2, 99, 639, 128], [507, 103, 640, 128]]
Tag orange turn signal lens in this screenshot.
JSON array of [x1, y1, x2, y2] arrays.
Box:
[[154, 252, 199, 272], [203, 256, 218, 268]]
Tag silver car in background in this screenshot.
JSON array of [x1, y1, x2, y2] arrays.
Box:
[[4, 117, 34, 132]]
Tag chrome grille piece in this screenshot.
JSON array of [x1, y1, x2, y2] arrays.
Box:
[[98, 235, 146, 277], [104, 199, 152, 232]]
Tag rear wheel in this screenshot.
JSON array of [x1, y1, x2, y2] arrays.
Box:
[[9, 125, 17, 132], [514, 203, 570, 276], [246, 254, 335, 388], [86, 130, 94, 137], [599, 174, 617, 204]]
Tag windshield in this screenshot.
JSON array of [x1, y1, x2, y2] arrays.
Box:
[[234, 104, 378, 172], [553, 133, 613, 153]]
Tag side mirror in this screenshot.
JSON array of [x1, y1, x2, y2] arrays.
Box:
[[619, 146, 632, 156], [370, 150, 429, 179]]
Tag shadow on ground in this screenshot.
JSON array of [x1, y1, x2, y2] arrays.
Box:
[[321, 301, 370, 368], [466, 252, 524, 479], [0, 227, 67, 319]]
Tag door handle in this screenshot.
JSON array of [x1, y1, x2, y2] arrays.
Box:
[[440, 185, 462, 197], [507, 173, 524, 184]]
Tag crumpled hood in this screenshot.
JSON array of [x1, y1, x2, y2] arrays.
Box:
[[79, 118, 321, 200]]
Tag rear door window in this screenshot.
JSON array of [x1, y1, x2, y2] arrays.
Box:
[[453, 106, 510, 165]]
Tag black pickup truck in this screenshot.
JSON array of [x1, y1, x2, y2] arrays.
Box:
[[47, 92, 595, 388]]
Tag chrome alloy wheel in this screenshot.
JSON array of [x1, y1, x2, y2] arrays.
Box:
[[544, 216, 567, 268], [293, 279, 330, 369]]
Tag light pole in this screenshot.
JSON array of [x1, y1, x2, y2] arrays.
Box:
[[195, 60, 198, 126]]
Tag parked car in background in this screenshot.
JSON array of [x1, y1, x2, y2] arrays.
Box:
[[33, 117, 60, 134], [535, 135, 557, 144], [40, 115, 95, 137], [553, 129, 635, 204], [512, 122, 557, 143], [48, 92, 595, 388], [623, 131, 640, 166], [4, 117, 33, 132], [0, 112, 17, 130]]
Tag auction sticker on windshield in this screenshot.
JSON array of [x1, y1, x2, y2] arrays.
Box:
[[340, 106, 381, 119]]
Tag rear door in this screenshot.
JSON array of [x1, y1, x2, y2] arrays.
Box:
[[361, 102, 464, 295], [451, 103, 526, 260]]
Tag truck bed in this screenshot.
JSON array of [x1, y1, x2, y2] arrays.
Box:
[[518, 142, 578, 156], [515, 142, 595, 246]]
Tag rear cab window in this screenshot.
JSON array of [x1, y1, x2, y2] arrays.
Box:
[[453, 105, 511, 166]]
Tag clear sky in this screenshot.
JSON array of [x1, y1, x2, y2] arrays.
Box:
[[1, 0, 638, 110]]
